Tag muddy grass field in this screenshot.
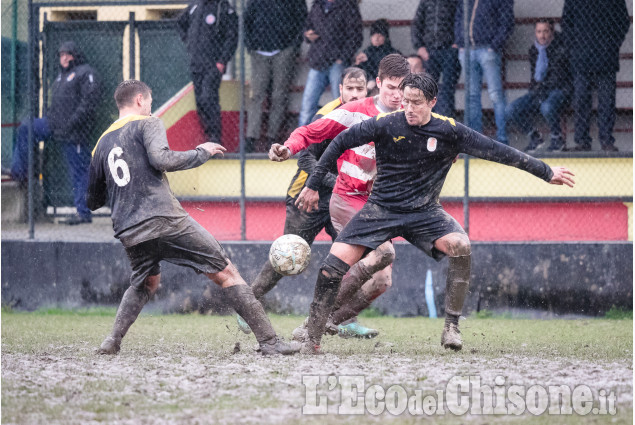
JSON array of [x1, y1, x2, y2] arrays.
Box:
[[1, 309, 632, 425]]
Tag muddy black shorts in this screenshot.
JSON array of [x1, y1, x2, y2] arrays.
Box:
[[283, 201, 337, 245], [124, 216, 230, 289], [335, 201, 466, 261]]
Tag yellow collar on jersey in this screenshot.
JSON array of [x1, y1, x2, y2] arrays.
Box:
[[92, 115, 149, 156]]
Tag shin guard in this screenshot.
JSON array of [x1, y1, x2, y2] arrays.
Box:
[[444, 255, 471, 317], [306, 254, 350, 345], [223, 285, 276, 344]]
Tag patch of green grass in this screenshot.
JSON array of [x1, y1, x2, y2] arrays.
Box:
[[604, 306, 633, 320], [30, 306, 118, 316], [1, 311, 632, 361], [358, 306, 385, 318]]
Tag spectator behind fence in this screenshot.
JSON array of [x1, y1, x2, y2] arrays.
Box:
[[11, 41, 100, 225], [505, 19, 571, 153], [355, 19, 401, 94], [411, 0, 460, 117], [298, 0, 362, 126], [407, 54, 425, 74], [561, 0, 630, 152], [244, 0, 307, 153], [177, 0, 238, 145], [454, 0, 514, 144]]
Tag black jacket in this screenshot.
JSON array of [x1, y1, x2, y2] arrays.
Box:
[[177, 0, 239, 72], [47, 41, 100, 142], [561, 0, 630, 73], [528, 33, 571, 98], [411, 0, 458, 50], [244, 0, 307, 52], [304, 0, 363, 70], [358, 42, 401, 82]]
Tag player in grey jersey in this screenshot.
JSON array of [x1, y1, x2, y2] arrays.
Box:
[[87, 80, 299, 356], [295, 73, 575, 354]]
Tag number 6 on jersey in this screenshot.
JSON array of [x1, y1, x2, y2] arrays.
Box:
[[108, 147, 131, 187]]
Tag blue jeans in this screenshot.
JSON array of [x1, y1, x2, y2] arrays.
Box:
[[506, 89, 568, 137], [426, 47, 460, 118], [11, 117, 51, 182], [298, 62, 345, 126], [459, 47, 508, 143], [62, 141, 92, 219]]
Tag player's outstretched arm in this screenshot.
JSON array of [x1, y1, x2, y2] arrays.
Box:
[[268, 143, 291, 162], [144, 118, 213, 172], [197, 142, 226, 158], [548, 166, 575, 187], [295, 187, 319, 212]]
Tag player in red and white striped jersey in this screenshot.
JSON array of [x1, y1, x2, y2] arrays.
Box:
[[269, 54, 410, 339]]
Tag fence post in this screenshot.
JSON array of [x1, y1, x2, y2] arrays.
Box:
[[129, 12, 135, 79], [462, 0, 471, 236], [238, 0, 246, 241], [27, 0, 36, 239]]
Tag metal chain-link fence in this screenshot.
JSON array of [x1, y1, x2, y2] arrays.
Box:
[[2, 0, 632, 241]]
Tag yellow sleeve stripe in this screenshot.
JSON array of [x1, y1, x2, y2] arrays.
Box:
[[92, 115, 149, 156], [287, 170, 308, 198], [315, 98, 342, 118], [431, 112, 456, 126], [375, 109, 403, 121]]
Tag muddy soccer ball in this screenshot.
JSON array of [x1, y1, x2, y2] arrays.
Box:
[[269, 234, 311, 276]]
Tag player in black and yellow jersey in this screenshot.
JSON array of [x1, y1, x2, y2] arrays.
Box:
[[296, 73, 576, 354], [236, 67, 369, 335], [88, 80, 299, 356]]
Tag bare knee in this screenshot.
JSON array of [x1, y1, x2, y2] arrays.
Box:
[[436, 233, 471, 257], [376, 242, 396, 267], [365, 242, 395, 271], [206, 261, 246, 288], [362, 270, 392, 300], [144, 274, 161, 296]]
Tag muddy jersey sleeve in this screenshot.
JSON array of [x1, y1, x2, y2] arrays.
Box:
[[456, 123, 554, 182], [305, 118, 380, 191], [296, 140, 337, 190], [86, 152, 107, 211], [142, 117, 212, 172]]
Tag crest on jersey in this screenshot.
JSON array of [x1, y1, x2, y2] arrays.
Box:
[[205, 14, 216, 24], [427, 137, 437, 152], [67, 72, 76, 82]]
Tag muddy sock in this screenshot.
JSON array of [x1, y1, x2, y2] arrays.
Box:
[[444, 255, 471, 317], [445, 314, 460, 327], [110, 286, 150, 343], [251, 260, 284, 300], [306, 254, 350, 345], [331, 291, 372, 325], [223, 284, 276, 344], [333, 261, 373, 311]]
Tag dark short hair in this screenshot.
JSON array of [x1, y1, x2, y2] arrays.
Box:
[[114, 80, 152, 109], [341, 66, 367, 83], [535, 18, 555, 30], [377, 53, 410, 82], [398, 72, 438, 101], [370, 18, 390, 38]]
